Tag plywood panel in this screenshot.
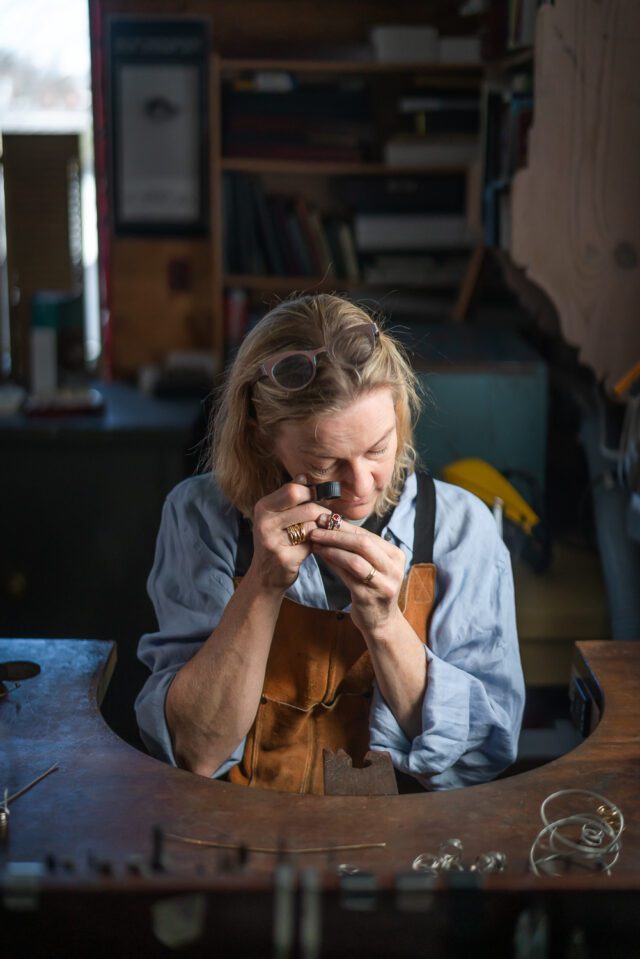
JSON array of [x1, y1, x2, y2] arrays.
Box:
[[511, 0, 640, 391], [110, 238, 215, 376], [2, 134, 82, 385]]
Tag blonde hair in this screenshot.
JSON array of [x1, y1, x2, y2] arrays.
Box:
[[210, 294, 421, 517]]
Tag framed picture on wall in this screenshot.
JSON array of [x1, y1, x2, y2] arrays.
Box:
[[109, 18, 210, 235]]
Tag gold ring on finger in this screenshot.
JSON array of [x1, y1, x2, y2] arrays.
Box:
[[285, 522, 307, 546], [362, 566, 377, 585]]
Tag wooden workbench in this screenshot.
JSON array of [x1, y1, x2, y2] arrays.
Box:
[[0, 637, 638, 957]]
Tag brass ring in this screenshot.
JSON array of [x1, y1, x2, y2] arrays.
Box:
[[362, 566, 377, 585], [285, 522, 307, 546]]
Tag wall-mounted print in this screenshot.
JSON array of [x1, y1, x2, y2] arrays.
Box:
[[109, 18, 210, 235]]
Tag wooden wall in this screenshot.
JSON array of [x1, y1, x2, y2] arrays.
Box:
[[511, 0, 640, 392]]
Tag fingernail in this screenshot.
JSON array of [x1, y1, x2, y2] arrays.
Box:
[[294, 474, 307, 484], [316, 513, 329, 528]]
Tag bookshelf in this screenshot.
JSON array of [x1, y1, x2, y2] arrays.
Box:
[[211, 54, 485, 360], [445, 46, 535, 323]]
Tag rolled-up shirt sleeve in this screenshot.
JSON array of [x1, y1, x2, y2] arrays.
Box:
[[369, 481, 525, 789], [134, 477, 245, 775]]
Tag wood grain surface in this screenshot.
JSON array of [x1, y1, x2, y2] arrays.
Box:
[[0, 638, 637, 884], [511, 1, 640, 391]]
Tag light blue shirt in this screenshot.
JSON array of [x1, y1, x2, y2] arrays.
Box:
[[135, 471, 525, 790]]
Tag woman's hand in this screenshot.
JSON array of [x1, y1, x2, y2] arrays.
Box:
[[308, 520, 406, 637], [250, 475, 331, 592]]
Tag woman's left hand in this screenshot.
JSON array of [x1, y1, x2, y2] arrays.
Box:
[[308, 519, 406, 637]]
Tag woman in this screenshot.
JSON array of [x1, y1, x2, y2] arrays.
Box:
[[136, 294, 524, 793]]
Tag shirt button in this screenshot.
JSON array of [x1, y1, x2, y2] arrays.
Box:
[[260, 695, 268, 705], [384, 532, 393, 541]]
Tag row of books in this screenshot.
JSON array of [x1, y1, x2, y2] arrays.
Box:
[[479, 0, 544, 60], [343, 176, 473, 253], [396, 88, 481, 138], [335, 173, 467, 215], [508, 0, 540, 50], [223, 173, 360, 279], [222, 79, 374, 163], [223, 173, 476, 281], [385, 85, 480, 167], [482, 78, 533, 183]]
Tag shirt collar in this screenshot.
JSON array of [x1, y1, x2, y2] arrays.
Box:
[[381, 470, 417, 554]]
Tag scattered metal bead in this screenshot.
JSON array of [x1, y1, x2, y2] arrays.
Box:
[[411, 853, 439, 874], [470, 851, 507, 874], [437, 838, 464, 858], [437, 838, 464, 871]]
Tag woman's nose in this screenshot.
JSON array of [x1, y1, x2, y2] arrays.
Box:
[[344, 460, 374, 497]]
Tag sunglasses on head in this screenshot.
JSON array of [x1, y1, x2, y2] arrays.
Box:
[[251, 322, 379, 392]]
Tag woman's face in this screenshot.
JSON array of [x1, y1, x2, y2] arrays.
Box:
[[273, 386, 398, 520]]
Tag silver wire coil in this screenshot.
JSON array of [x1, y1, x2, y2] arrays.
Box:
[[529, 788, 624, 877]]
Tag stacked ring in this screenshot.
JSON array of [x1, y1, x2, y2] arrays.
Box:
[[327, 513, 342, 530], [362, 566, 377, 585], [285, 522, 307, 546]]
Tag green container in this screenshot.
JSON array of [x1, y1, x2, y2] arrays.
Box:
[[31, 291, 83, 329], [31, 291, 85, 376]]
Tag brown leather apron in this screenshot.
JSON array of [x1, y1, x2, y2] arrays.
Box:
[[228, 472, 436, 795]]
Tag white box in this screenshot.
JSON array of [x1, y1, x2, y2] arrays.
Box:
[[370, 25, 438, 63], [354, 214, 473, 251], [383, 137, 479, 167], [30, 327, 57, 394]]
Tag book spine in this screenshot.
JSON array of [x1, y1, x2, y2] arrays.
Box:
[[250, 177, 287, 275]]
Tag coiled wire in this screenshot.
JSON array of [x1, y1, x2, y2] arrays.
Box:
[[529, 788, 624, 877]]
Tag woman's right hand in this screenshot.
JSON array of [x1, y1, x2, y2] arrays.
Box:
[[249, 475, 329, 592]]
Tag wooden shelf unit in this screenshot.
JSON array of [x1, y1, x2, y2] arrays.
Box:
[[212, 53, 483, 359]]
